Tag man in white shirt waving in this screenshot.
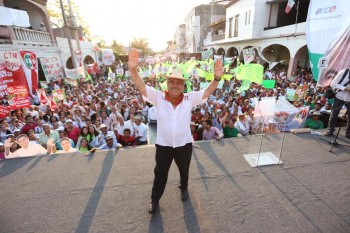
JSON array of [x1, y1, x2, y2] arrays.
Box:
[[128, 48, 223, 214]]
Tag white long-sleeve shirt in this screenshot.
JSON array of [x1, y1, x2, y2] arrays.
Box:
[[331, 69, 350, 101]]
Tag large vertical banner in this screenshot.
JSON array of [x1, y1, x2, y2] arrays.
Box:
[[19, 50, 38, 95], [306, 0, 350, 87], [0, 51, 27, 97], [39, 56, 64, 83]]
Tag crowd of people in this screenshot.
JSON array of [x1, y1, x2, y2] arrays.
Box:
[[0, 58, 344, 160]]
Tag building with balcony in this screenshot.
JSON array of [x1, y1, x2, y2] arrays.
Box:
[[0, 0, 98, 85], [176, 3, 226, 60], [202, 0, 310, 76], [0, 0, 62, 81]]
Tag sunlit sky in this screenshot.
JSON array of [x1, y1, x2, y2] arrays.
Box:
[[66, 0, 211, 51]]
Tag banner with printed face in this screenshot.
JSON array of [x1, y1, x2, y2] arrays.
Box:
[[87, 62, 99, 74], [52, 89, 66, 102], [242, 48, 255, 64], [306, 0, 350, 86], [64, 66, 85, 79], [0, 105, 10, 118], [0, 51, 28, 97], [39, 56, 64, 83], [7, 85, 31, 110], [101, 49, 115, 65], [19, 50, 38, 95], [293, 85, 308, 101], [39, 81, 48, 89]]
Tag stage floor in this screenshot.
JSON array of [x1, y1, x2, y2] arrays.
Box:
[[1, 130, 350, 233]]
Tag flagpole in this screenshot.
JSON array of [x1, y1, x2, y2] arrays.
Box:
[[294, 0, 299, 36]]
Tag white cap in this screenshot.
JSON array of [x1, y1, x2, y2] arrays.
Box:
[[56, 126, 65, 132], [99, 124, 108, 129]]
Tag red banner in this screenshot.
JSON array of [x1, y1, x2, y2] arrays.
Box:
[[19, 50, 38, 95], [0, 105, 10, 118], [7, 85, 31, 110], [87, 63, 99, 74], [0, 51, 28, 97]]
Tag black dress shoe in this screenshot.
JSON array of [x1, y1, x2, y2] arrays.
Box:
[[149, 201, 159, 214], [181, 189, 188, 201]]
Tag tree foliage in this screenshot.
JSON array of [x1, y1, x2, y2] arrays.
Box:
[[111, 40, 127, 55], [131, 38, 154, 56], [47, 0, 93, 41]]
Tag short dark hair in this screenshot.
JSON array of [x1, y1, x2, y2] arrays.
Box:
[[205, 119, 212, 126], [123, 128, 131, 134]]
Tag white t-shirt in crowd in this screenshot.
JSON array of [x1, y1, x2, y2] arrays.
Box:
[[134, 122, 148, 142]]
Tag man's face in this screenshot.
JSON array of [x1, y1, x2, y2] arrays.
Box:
[[26, 117, 33, 124], [17, 136, 29, 149], [106, 138, 113, 146], [43, 125, 50, 134], [167, 78, 184, 97], [134, 119, 141, 126], [101, 127, 107, 134], [61, 139, 71, 152]]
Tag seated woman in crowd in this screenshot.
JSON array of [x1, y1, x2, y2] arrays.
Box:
[[78, 138, 92, 152]]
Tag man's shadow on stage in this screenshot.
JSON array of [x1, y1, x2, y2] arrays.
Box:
[[148, 196, 201, 233]]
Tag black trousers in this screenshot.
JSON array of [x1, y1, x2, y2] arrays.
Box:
[[327, 97, 350, 135], [151, 143, 192, 202]]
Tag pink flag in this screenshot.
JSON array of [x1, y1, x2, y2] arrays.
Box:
[[285, 0, 295, 14]]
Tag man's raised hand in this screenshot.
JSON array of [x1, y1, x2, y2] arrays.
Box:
[[214, 59, 224, 79], [128, 48, 139, 70], [4, 138, 12, 148]]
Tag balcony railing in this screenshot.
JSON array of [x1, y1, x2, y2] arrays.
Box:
[[13, 27, 53, 46], [211, 33, 225, 41]]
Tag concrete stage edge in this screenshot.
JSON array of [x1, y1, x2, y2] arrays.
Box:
[[1, 131, 350, 233]]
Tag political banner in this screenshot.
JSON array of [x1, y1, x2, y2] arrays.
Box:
[[242, 48, 255, 64], [116, 68, 124, 76], [306, 0, 350, 86], [36, 89, 48, 104], [293, 85, 308, 101], [64, 66, 85, 79], [52, 89, 66, 102], [19, 50, 38, 95], [101, 49, 115, 65], [201, 50, 213, 60], [0, 105, 10, 118], [87, 63, 99, 74], [0, 51, 28, 97], [48, 96, 58, 111], [39, 81, 48, 89], [39, 56, 64, 83], [64, 78, 78, 87], [74, 49, 82, 67], [7, 85, 31, 110]]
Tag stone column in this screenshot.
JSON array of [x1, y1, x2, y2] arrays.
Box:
[[287, 57, 298, 78]]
